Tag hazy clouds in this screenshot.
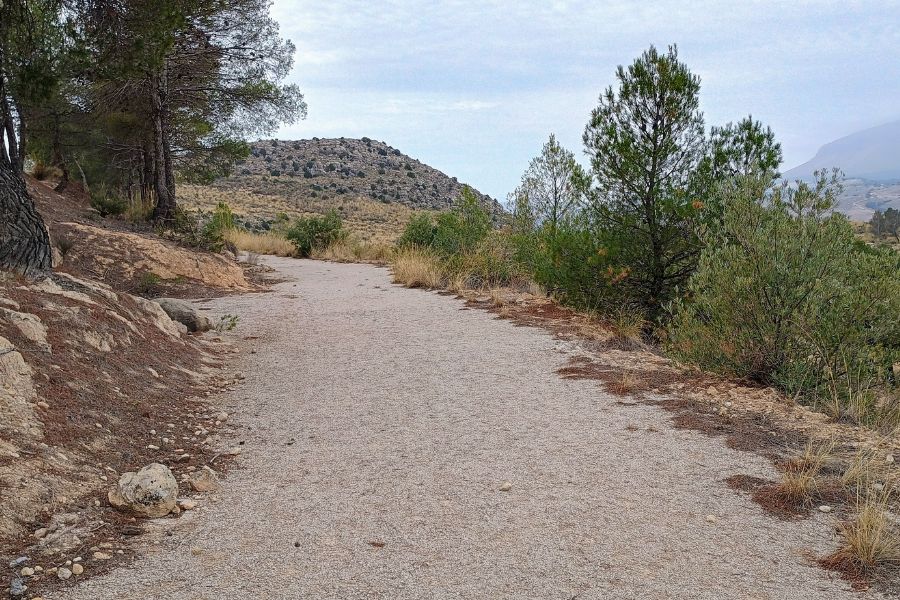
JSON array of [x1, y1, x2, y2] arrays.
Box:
[[272, 0, 900, 199]]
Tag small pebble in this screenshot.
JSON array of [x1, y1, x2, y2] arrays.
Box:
[[71, 563, 84, 576], [886, 454, 895, 465], [819, 505, 833, 513], [179, 499, 198, 511], [20, 567, 34, 577], [499, 481, 512, 492], [705, 515, 718, 524], [57, 567, 72, 581], [93, 552, 112, 560], [8, 578, 26, 597]]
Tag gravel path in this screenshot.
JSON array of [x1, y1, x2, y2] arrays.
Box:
[[65, 257, 878, 599]]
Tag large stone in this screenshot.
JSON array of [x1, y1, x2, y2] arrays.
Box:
[[152, 298, 212, 333], [189, 468, 221, 492], [108, 463, 179, 518]]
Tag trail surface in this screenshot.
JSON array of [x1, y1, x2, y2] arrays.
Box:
[[67, 257, 875, 599]]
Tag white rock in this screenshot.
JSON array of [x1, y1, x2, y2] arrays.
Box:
[[499, 481, 512, 492], [108, 463, 179, 518], [71, 563, 83, 575], [178, 499, 198, 511], [705, 515, 718, 524], [819, 505, 833, 513], [57, 567, 72, 580], [92, 552, 111, 560], [20, 567, 34, 577]]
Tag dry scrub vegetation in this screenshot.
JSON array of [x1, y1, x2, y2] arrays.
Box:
[[223, 229, 295, 257], [180, 183, 432, 245]]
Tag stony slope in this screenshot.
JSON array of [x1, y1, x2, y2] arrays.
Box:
[[230, 137, 504, 217]]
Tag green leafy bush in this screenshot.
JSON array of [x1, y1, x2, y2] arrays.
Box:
[[512, 217, 628, 311], [397, 187, 490, 257], [397, 214, 437, 248], [285, 210, 346, 257], [430, 187, 491, 257], [90, 185, 128, 217], [668, 173, 900, 427]]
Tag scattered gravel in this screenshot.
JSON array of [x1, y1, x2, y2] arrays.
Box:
[[65, 258, 880, 599]]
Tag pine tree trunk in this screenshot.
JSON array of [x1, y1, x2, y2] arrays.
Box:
[[52, 112, 70, 192], [150, 67, 176, 222], [0, 158, 52, 276]]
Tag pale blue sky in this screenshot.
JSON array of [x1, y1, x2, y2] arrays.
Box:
[[271, 0, 900, 200]]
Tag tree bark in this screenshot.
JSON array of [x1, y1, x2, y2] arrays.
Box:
[[51, 112, 70, 192], [0, 92, 21, 173], [13, 97, 25, 172], [150, 66, 176, 222], [0, 157, 52, 276]]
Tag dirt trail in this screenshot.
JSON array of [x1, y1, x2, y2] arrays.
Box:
[[65, 257, 878, 599]]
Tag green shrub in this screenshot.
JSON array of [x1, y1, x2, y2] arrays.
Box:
[[90, 185, 128, 217], [454, 231, 522, 288], [668, 173, 900, 427], [430, 187, 491, 257], [397, 213, 437, 248], [196, 202, 236, 251], [285, 210, 346, 257], [511, 215, 628, 312]]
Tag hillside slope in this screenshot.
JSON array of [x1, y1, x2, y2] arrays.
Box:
[[784, 121, 900, 220], [222, 137, 503, 216], [784, 120, 900, 182]]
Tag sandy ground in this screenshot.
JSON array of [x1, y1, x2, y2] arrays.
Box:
[[63, 257, 881, 600]]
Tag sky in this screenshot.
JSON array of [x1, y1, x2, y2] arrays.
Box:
[[270, 0, 900, 201]]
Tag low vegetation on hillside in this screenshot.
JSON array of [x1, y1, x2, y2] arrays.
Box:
[[233, 137, 503, 216]]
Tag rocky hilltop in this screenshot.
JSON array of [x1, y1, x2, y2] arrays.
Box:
[[233, 137, 504, 217]]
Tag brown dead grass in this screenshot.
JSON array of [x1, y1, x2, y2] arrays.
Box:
[[311, 238, 394, 264], [224, 229, 295, 257], [391, 248, 444, 288], [821, 489, 900, 584]]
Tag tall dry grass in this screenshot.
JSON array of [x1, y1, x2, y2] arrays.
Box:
[[311, 238, 394, 264], [223, 229, 295, 257], [824, 488, 900, 577], [391, 248, 444, 288]]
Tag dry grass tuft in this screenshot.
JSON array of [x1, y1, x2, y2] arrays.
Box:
[[312, 238, 393, 264], [523, 280, 545, 298], [786, 438, 836, 475], [610, 307, 646, 343], [774, 468, 820, 505], [822, 489, 900, 579], [391, 248, 444, 288], [489, 288, 507, 307], [447, 271, 472, 295], [755, 439, 836, 514], [223, 229, 295, 257], [607, 371, 647, 396]]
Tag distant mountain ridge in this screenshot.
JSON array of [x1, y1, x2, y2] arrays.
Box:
[[784, 120, 900, 183], [230, 137, 504, 217], [783, 120, 900, 219]]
